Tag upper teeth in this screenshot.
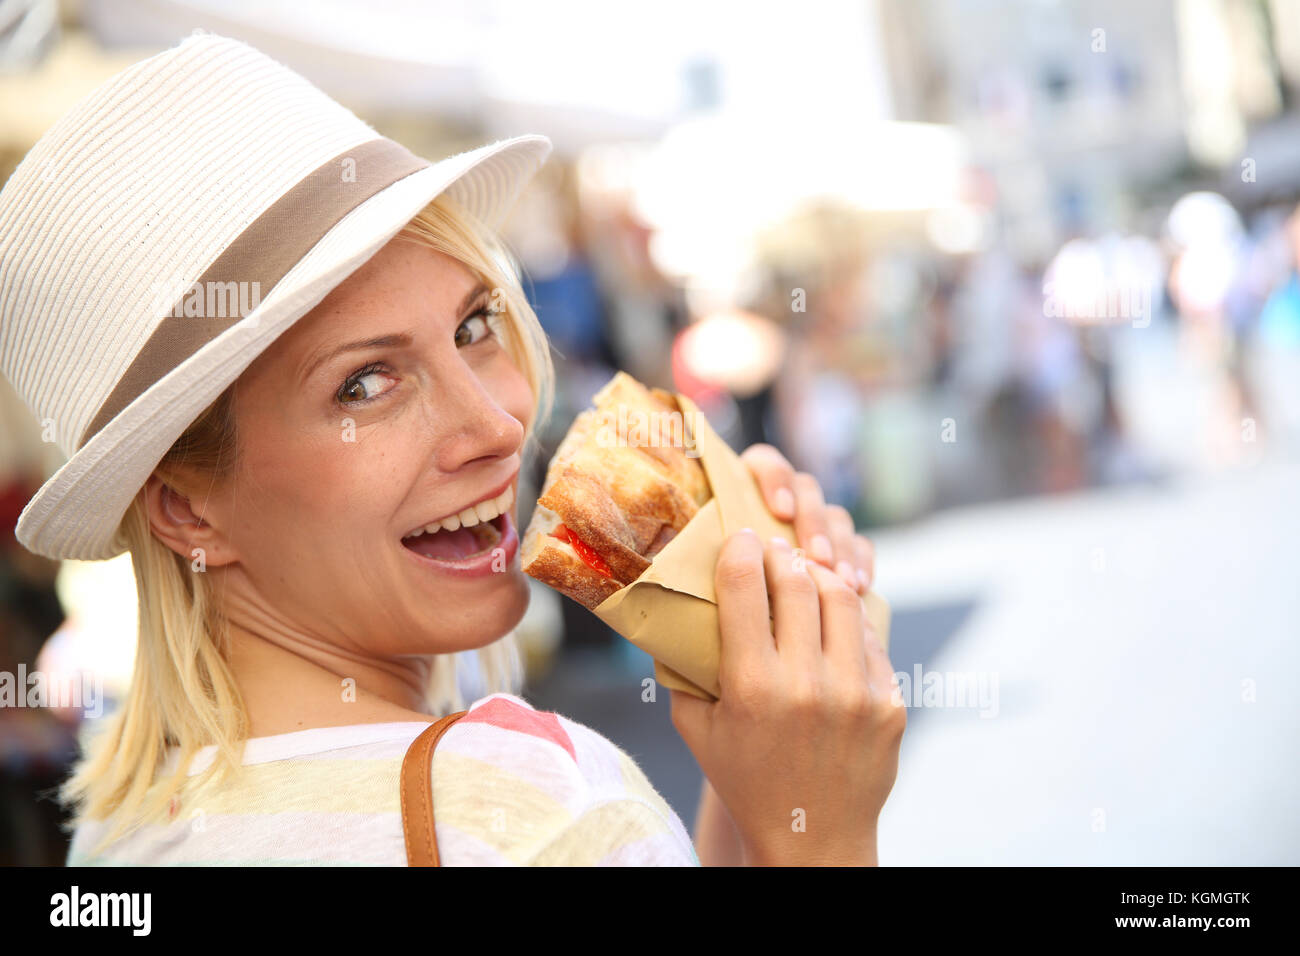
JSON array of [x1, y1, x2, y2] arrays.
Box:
[[402, 485, 514, 539]]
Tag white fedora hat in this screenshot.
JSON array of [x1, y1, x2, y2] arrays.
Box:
[[0, 32, 552, 562]]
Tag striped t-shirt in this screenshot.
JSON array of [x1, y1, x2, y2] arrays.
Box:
[[65, 693, 700, 866]]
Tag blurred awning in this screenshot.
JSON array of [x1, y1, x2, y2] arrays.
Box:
[[79, 0, 485, 121], [72, 0, 689, 150], [627, 115, 975, 287], [636, 115, 970, 224]]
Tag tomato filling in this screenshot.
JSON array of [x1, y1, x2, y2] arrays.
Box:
[[550, 524, 614, 578]]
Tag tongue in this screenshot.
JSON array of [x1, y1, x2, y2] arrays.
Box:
[[404, 519, 500, 561]]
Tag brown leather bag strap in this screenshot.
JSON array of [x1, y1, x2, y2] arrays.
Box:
[[401, 710, 469, 866]]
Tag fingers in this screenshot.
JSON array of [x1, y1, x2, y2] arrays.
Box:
[[804, 560, 869, 683], [861, 618, 903, 716], [740, 444, 797, 522], [714, 529, 779, 691], [852, 533, 875, 592], [791, 472, 837, 569], [715, 530, 878, 733], [824, 503, 869, 595], [740, 443, 875, 595], [763, 536, 823, 675], [792, 475, 873, 595]]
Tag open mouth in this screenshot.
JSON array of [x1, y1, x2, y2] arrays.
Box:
[[402, 511, 507, 562]]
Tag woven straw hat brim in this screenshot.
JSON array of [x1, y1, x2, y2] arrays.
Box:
[[14, 135, 551, 561]]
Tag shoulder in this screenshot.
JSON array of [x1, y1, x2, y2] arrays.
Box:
[[437, 693, 660, 811], [430, 693, 699, 866]]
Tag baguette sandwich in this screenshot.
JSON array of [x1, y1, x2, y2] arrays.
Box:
[[522, 372, 711, 609]]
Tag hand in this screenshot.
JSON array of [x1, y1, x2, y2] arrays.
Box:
[[671, 531, 906, 866], [740, 444, 874, 596]]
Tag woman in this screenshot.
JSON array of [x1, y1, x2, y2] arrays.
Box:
[[0, 34, 903, 866]]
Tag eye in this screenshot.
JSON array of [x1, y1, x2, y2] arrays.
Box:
[[336, 363, 395, 406], [454, 308, 496, 348]]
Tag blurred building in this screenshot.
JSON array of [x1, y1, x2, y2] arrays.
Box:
[[2, 0, 1299, 860]]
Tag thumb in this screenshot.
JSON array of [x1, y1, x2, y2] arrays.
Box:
[[668, 688, 712, 748]]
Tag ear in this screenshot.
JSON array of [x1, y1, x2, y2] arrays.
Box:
[[142, 473, 238, 568]]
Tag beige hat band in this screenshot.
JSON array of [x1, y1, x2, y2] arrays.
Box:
[[77, 136, 430, 450], [0, 31, 552, 560]]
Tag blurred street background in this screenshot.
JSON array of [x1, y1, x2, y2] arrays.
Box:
[[2, 0, 1297, 864]]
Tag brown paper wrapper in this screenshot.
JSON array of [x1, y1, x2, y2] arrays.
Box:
[[589, 391, 891, 700]]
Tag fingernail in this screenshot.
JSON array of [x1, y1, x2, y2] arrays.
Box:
[[738, 527, 754, 534], [836, 560, 857, 588], [770, 535, 789, 548], [811, 534, 833, 564], [774, 487, 795, 517], [857, 568, 870, 591]]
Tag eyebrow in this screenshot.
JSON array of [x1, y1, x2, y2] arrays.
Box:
[[299, 282, 491, 384]]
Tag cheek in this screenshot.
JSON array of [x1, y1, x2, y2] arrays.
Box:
[[231, 418, 413, 544], [488, 350, 535, 430]]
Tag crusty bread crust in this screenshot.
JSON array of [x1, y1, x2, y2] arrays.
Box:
[[538, 464, 651, 585], [591, 374, 710, 505], [523, 538, 623, 609], [544, 409, 597, 488], [523, 372, 712, 608], [520, 505, 623, 610]]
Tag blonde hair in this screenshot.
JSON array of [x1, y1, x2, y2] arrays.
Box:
[[58, 193, 555, 855]]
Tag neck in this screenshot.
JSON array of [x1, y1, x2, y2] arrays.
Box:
[[223, 616, 437, 738]]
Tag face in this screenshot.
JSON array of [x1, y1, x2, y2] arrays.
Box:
[[188, 235, 535, 659]]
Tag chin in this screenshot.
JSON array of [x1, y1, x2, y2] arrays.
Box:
[[429, 568, 532, 653], [484, 570, 531, 639]]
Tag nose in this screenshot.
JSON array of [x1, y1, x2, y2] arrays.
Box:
[[429, 362, 525, 474]]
